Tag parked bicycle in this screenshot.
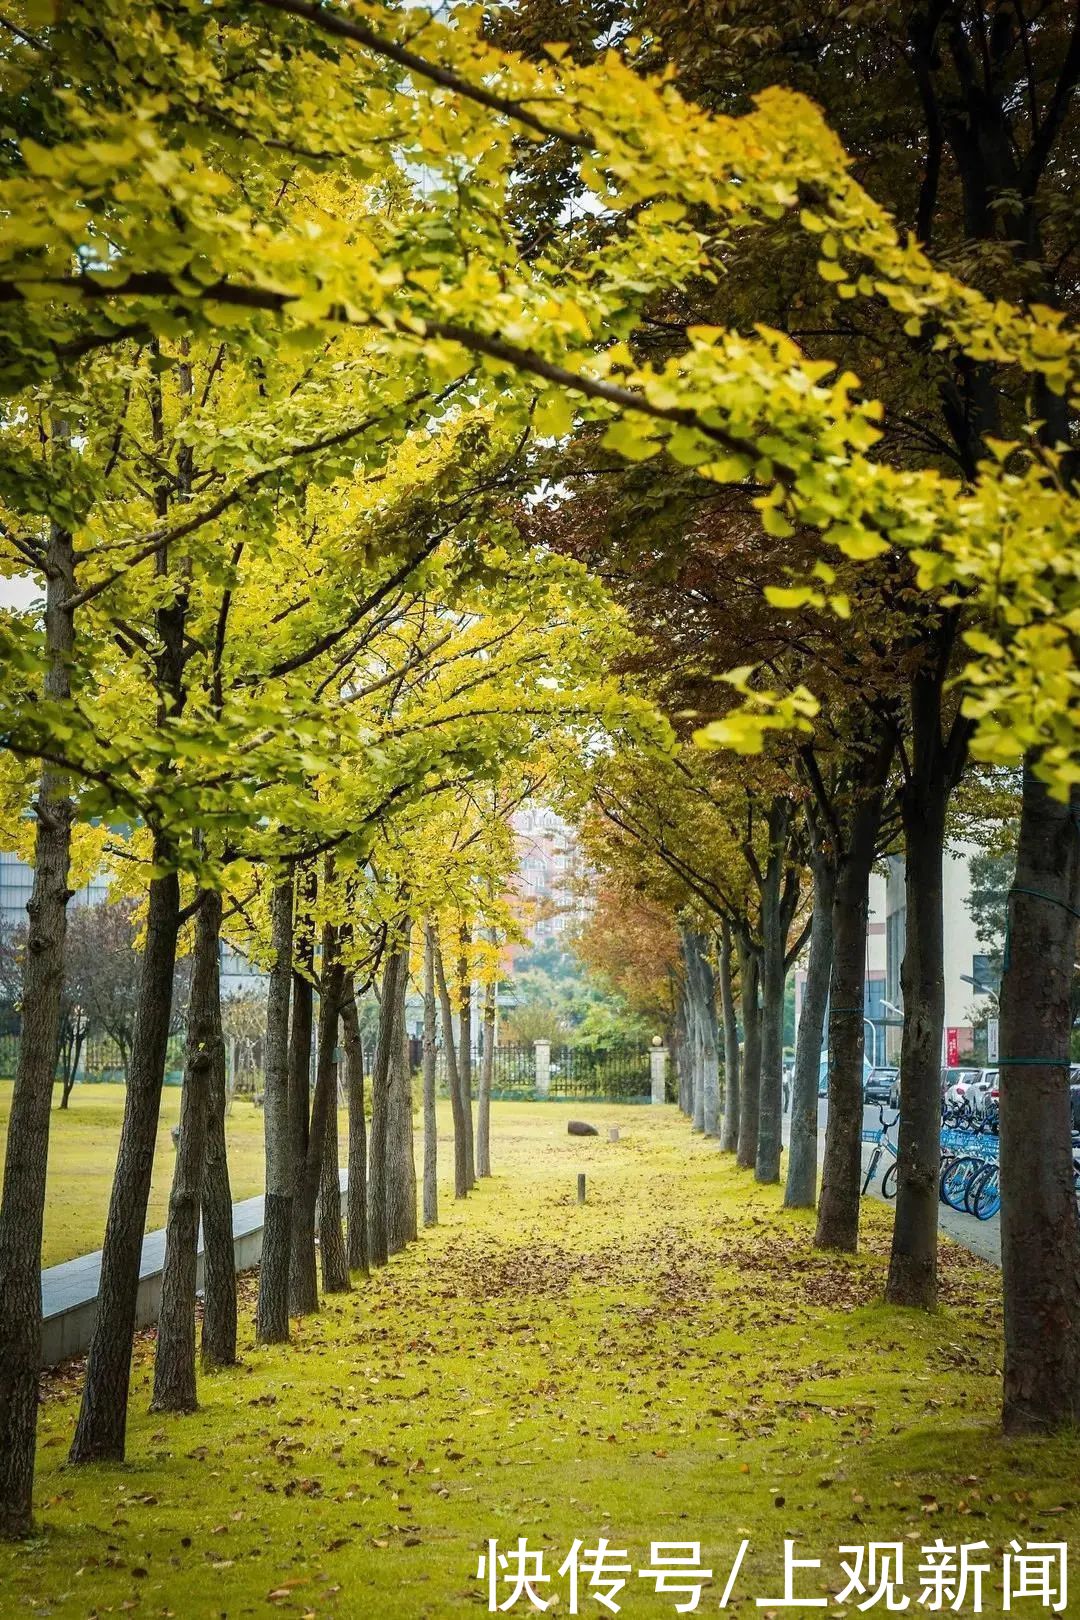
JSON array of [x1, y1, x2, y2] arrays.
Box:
[[862, 1107, 899, 1199], [938, 1148, 1000, 1220]]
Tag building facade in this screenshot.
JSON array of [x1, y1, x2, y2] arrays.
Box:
[[508, 805, 588, 953], [0, 850, 264, 1001], [883, 845, 992, 1064]]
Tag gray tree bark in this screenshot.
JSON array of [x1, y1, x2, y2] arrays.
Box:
[[0, 486, 75, 1536], [717, 918, 741, 1154], [784, 861, 833, 1209], [886, 778, 947, 1305], [886, 660, 968, 1308], [814, 734, 892, 1253], [287, 867, 316, 1314], [341, 981, 368, 1273], [70, 861, 181, 1462], [735, 934, 762, 1171], [199, 911, 234, 1369], [152, 890, 220, 1412], [292, 921, 345, 1311], [682, 928, 705, 1132], [999, 768, 1080, 1432], [757, 801, 797, 1186], [683, 931, 719, 1136], [71, 352, 193, 1462], [369, 934, 409, 1263], [435, 937, 468, 1198], [422, 923, 438, 1224], [256, 879, 293, 1343], [386, 978, 417, 1255], [478, 959, 495, 1176], [701, 950, 720, 1138], [317, 1025, 350, 1293], [673, 994, 692, 1116], [458, 922, 475, 1188]]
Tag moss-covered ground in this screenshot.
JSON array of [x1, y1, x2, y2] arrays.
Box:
[[4, 1101, 1078, 1618]]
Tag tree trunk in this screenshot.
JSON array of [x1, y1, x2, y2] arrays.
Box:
[[71, 352, 192, 1460], [256, 879, 293, 1344], [478, 962, 495, 1177], [286, 871, 315, 1315], [735, 934, 761, 1171], [886, 781, 947, 1306], [318, 1042, 350, 1293], [199, 898, 234, 1369], [672, 993, 692, 1116], [756, 941, 786, 1184], [435, 938, 468, 1198], [293, 925, 344, 1310], [785, 863, 833, 1209], [152, 891, 220, 1412], [341, 983, 368, 1274], [815, 855, 875, 1253], [756, 887, 787, 1185], [999, 768, 1080, 1433], [702, 951, 720, 1138], [685, 932, 719, 1136], [70, 863, 181, 1463], [718, 918, 741, 1154], [422, 923, 438, 1224], [368, 937, 408, 1265], [814, 731, 892, 1252], [756, 801, 796, 1185], [386, 990, 416, 1255], [59, 1021, 84, 1110], [0, 497, 74, 1537], [682, 929, 705, 1132], [458, 923, 475, 1189]]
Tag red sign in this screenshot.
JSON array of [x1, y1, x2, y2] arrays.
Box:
[[946, 1027, 960, 1066]]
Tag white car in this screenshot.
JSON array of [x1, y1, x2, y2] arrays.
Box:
[[944, 1069, 994, 1114]]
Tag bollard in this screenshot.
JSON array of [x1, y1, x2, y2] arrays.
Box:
[[577, 1173, 586, 1205]]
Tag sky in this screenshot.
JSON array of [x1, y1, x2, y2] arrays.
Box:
[[1, 575, 40, 611]]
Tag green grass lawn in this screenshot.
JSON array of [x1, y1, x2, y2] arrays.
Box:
[[0, 1082, 352, 1268], [3, 1100, 1078, 1618]]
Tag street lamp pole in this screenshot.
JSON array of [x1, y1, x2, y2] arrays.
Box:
[[863, 1017, 880, 1069]]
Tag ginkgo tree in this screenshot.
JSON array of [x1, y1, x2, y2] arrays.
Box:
[[0, 0, 1078, 1516], [0, 311, 645, 1525]]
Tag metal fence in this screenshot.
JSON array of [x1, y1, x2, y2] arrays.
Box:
[[0, 1030, 187, 1086], [438, 1041, 652, 1104], [549, 1044, 652, 1104], [490, 1043, 535, 1095]]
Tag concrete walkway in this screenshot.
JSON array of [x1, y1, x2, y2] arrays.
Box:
[[783, 1099, 1002, 1267], [40, 1170, 347, 1365]]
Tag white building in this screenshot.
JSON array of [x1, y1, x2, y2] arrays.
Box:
[[0, 848, 109, 930], [509, 805, 588, 951], [884, 846, 993, 1064], [0, 850, 264, 1001]]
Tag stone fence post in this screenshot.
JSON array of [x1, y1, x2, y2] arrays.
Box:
[[534, 1039, 551, 1097], [650, 1046, 667, 1104]]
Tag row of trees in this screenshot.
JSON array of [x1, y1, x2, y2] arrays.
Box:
[[0, 0, 1077, 1542]]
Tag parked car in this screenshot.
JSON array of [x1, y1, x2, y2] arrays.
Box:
[[1071, 1065, 1080, 1131], [818, 1053, 872, 1098], [941, 1066, 981, 1096], [944, 1068, 994, 1115], [864, 1066, 898, 1105]]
